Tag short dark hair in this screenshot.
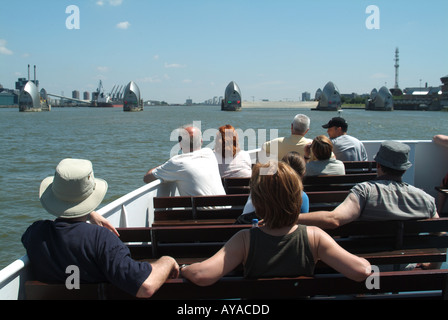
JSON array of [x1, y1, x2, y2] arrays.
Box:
[[378, 164, 406, 177]]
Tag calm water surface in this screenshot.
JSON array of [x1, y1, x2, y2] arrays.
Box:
[[1, 105, 448, 269]]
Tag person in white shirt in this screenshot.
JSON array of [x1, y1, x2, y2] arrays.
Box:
[[143, 125, 226, 196], [214, 124, 252, 178]]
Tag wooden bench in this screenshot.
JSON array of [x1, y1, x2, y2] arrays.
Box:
[[307, 190, 349, 211], [24, 218, 448, 300], [153, 194, 249, 226], [303, 173, 377, 192], [343, 160, 377, 174], [24, 269, 448, 300], [221, 161, 377, 194], [119, 218, 448, 269], [152, 191, 349, 226], [222, 177, 250, 194]]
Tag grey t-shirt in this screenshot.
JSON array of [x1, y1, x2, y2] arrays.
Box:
[[350, 179, 437, 221], [305, 158, 346, 176], [331, 134, 368, 161]]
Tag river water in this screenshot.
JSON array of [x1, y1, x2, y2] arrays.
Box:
[[1, 105, 447, 269]]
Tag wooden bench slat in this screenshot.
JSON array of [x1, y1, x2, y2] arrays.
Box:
[[25, 269, 448, 300], [152, 269, 448, 300], [222, 164, 378, 194], [343, 161, 377, 173], [303, 173, 377, 191], [153, 191, 350, 226]]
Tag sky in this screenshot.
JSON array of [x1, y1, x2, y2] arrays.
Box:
[[1, 0, 447, 104]]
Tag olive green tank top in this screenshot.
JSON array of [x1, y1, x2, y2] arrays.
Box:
[[244, 225, 315, 278]]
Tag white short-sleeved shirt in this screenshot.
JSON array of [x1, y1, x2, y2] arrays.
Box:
[[152, 148, 226, 196], [215, 150, 252, 178]]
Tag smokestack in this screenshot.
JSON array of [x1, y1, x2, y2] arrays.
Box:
[[28, 64, 30, 81], [34, 65, 36, 83]]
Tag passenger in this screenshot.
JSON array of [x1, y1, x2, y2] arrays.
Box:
[[214, 124, 252, 178], [432, 134, 448, 215], [299, 141, 438, 229], [236, 152, 309, 224], [322, 117, 368, 161], [22, 158, 179, 298], [180, 161, 371, 285], [143, 124, 226, 196], [282, 151, 309, 213], [299, 141, 440, 270], [304, 135, 346, 176], [261, 114, 312, 161]]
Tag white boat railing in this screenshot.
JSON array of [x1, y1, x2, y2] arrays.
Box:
[[1, 140, 448, 299]]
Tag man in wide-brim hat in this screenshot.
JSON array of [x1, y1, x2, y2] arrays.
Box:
[[22, 158, 179, 298]]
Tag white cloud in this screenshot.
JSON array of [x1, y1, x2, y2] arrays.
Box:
[[138, 76, 162, 83], [371, 73, 389, 79], [97, 66, 109, 73], [0, 39, 13, 55], [97, 0, 123, 6], [153, 55, 159, 60], [109, 0, 123, 6], [164, 63, 186, 69], [182, 79, 193, 84], [116, 21, 131, 30]]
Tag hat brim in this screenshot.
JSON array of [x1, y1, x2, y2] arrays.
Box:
[[39, 176, 108, 219], [374, 154, 412, 171]]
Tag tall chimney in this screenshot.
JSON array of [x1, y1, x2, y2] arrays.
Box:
[[34, 65, 36, 83], [28, 64, 30, 81]]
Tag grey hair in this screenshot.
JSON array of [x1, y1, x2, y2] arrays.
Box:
[[292, 114, 310, 135]]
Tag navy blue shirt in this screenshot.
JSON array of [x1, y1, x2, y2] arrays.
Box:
[[22, 219, 152, 296]]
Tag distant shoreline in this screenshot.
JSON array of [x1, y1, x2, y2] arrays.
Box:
[[1, 102, 365, 110], [241, 101, 364, 109], [242, 101, 318, 109]]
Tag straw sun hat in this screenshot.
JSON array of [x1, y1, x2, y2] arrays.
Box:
[[39, 159, 108, 219]]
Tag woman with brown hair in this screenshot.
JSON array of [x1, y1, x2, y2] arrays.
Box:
[[305, 135, 345, 176], [214, 124, 252, 178], [180, 161, 371, 285]]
